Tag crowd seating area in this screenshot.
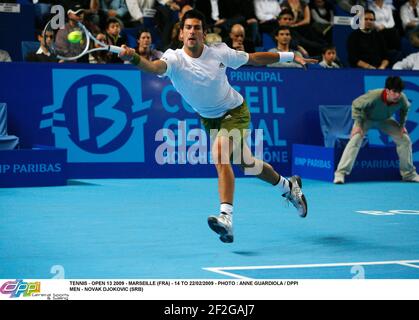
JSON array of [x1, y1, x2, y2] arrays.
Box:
[[0, 0, 418, 68]]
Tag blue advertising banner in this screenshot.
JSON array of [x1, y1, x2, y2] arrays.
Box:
[[0, 62, 418, 179], [292, 144, 400, 182], [0, 147, 67, 187], [292, 144, 335, 181]]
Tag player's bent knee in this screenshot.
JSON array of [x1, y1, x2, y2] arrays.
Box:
[[239, 158, 262, 170]]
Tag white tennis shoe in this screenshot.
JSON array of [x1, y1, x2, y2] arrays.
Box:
[[282, 175, 308, 218], [208, 213, 233, 243]]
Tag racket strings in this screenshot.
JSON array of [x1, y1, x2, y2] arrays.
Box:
[[44, 21, 89, 59]]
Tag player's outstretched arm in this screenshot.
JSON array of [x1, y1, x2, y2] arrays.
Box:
[[247, 52, 318, 67], [119, 45, 167, 75]]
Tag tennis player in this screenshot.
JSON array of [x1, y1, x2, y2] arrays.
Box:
[[119, 10, 315, 243]]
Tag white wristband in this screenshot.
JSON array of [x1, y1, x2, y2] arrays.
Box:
[[278, 52, 294, 63]]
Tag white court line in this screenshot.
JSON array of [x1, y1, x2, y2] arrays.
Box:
[[205, 269, 253, 280], [203, 259, 419, 278], [397, 262, 419, 269]]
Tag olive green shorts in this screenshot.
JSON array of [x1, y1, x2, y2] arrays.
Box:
[[200, 101, 251, 143]]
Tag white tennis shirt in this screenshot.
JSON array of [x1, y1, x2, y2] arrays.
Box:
[[160, 43, 249, 118]]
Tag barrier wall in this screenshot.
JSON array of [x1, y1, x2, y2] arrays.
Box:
[[0, 62, 418, 179], [0, 3, 35, 62]]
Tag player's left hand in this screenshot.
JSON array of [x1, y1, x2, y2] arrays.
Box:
[[401, 127, 408, 137], [294, 55, 318, 68]]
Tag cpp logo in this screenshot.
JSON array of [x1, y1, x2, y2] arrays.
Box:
[[0, 280, 41, 298], [364, 76, 419, 162], [40, 69, 151, 163]]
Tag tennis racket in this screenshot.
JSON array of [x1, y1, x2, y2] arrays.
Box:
[[43, 19, 123, 61]]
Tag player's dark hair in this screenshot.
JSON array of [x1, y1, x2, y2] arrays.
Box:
[[385, 76, 404, 92], [180, 9, 207, 31]]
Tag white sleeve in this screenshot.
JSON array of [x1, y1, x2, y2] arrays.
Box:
[[254, 0, 270, 21], [384, 6, 395, 28], [393, 55, 414, 70], [400, 5, 410, 29], [217, 43, 249, 69], [159, 49, 178, 78], [126, 0, 144, 21], [311, 9, 330, 24]]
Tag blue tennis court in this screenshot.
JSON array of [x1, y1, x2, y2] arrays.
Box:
[[0, 178, 418, 279]]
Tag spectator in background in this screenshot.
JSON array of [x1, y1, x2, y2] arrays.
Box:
[[195, 0, 258, 48], [347, 9, 389, 69], [0, 49, 12, 62], [254, 0, 282, 34], [33, 0, 55, 30], [267, 26, 304, 68], [400, 0, 419, 32], [368, 0, 401, 51], [277, 9, 320, 56], [25, 29, 58, 63], [194, 0, 220, 28], [98, 0, 129, 29], [168, 4, 193, 49], [62, 0, 99, 15], [226, 24, 256, 53], [235, 0, 261, 47], [93, 17, 127, 63], [319, 45, 340, 68], [62, 0, 101, 34], [154, 0, 184, 50], [280, 0, 311, 29], [125, 0, 157, 27], [281, 0, 328, 52], [136, 29, 163, 61], [55, 4, 90, 63], [400, 0, 419, 47], [393, 51, 419, 69], [336, 0, 367, 13], [310, 0, 334, 44], [204, 0, 259, 46], [205, 32, 222, 45]]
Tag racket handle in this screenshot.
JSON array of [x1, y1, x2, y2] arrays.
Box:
[[109, 45, 123, 54]]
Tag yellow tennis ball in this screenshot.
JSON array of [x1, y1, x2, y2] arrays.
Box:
[[67, 30, 82, 44]]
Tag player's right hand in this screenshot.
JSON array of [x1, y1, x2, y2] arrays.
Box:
[[119, 45, 136, 61]]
